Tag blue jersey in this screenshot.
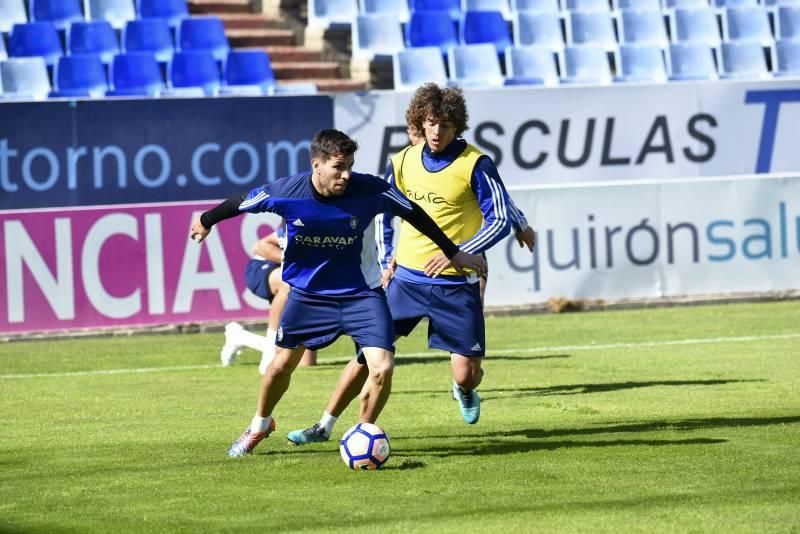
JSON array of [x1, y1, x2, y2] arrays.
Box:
[[238, 172, 413, 296]]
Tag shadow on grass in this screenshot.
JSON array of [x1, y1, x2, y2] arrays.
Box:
[[481, 378, 765, 400], [391, 379, 763, 398], [425, 415, 800, 442], [398, 437, 727, 458], [309, 353, 570, 368]]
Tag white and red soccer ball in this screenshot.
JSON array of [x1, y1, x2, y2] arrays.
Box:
[[339, 423, 391, 470]]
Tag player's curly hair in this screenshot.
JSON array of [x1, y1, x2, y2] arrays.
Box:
[[405, 84, 469, 139], [311, 129, 359, 161]]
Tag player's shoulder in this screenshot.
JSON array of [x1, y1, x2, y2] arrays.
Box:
[[347, 172, 391, 197], [266, 172, 312, 198]]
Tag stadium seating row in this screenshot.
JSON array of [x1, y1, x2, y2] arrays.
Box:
[[351, 6, 800, 60], [393, 41, 800, 89], [2, 17, 231, 66], [0, 49, 287, 100], [311, 0, 800, 28], [0, 0, 189, 33]]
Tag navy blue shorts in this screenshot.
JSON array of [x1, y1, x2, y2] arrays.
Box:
[[387, 277, 485, 357], [277, 287, 395, 352], [245, 259, 281, 303]]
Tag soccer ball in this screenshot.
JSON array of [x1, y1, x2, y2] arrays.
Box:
[[339, 423, 391, 470]]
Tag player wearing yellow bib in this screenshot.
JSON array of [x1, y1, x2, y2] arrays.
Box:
[[287, 84, 519, 444]]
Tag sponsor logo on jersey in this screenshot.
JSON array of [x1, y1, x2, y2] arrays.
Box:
[[292, 219, 305, 226], [350, 216, 359, 229], [293, 234, 357, 248], [404, 189, 457, 207]]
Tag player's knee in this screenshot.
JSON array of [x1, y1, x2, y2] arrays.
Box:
[[369, 358, 394, 386], [266, 357, 293, 378]]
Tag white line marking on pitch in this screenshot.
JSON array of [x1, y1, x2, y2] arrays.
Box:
[[1, 332, 797, 380]]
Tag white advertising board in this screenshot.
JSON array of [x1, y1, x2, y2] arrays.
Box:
[[482, 174, 800, 307], [334, 81, 800, 186]]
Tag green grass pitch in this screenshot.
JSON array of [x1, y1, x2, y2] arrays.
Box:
[[1, 301, 799, 533]]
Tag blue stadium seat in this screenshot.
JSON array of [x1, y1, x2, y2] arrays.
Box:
[[0, 0, 28, 34], [68, 21, 120, 65], [514, 11, 564, 51], [178, 16, 230, 62], [562, 45, 613, 83], [713, 0, 757, 7], [664, 0, 709, 8], [411, 0, 462, 20], [724, 7, 773, 46], [50, 55, 108, 98], [567, 11, 618, 50], [504, 45, 559, 85], [448, 43, 505, 87], [620, 9, 669, 47], [617, 44, 668, 81], [8, 22, 63, 66], [565, 0, 610, 11], [361, 0, 410, 23], [352, 14, 406, 59], [461, 10, 513, 59], [614, 0, 662, 10], [0, 57, 51, 99], [30, 0, 83, 31], [222, 49, 276, 95], [168, 50, 221, 96], [123, 19, 174, 63], [308, 0, 359, 28], [668, 42, 718, 79], [87, 0, 136, 30], [465, 0, 512, 19], [392, 46, 449, 90], [511, 0, 560, 12], [774, 39, 800, 76], [107, 52, 164, 96], [719, 40, 770, 78], [671, 7, 721, 46], [138, 0, 188, 28], [777, 6, 800, 41], [406, 10, 459, 55]]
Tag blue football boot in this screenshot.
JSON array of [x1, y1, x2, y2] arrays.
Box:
[[287, 423, 330, 445], [452, 382, 481, 424]]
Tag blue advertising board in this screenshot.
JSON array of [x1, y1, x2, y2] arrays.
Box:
[[0, 95, 333, 210]]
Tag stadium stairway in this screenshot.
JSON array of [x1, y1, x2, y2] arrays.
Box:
[[188, 0, 367, 92]]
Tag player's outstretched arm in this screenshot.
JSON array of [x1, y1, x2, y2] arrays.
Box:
[[188, 194, 246, 242], [398, 200, 487, 278]]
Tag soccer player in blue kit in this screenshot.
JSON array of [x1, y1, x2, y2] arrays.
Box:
[[287, 84, 524, 445], [189, 129, 487, 457]]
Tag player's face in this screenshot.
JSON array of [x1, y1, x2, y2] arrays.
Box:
[[312, 153, 355, 196], [423, 116, 456, 153]]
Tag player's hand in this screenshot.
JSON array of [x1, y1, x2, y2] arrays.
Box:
[[190, 218, 210, 243], [381, 257, 397, 289], [515, 226, 536, 251], [424, 251, 487, 279]]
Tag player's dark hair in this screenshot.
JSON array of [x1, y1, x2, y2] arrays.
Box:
[[310, 129, 359, 161], [405, 83, 469, 138]]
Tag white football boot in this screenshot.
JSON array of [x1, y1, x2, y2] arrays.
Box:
[[220, 322, 245, 367]]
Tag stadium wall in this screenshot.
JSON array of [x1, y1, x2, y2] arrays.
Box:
[[2, 81, 799, 336], [0, 96, 330, 336]]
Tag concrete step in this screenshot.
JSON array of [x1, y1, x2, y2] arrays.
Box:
[[272, 61, 340, 80], [278, 79, 368, 93], [240, 46, 323, 62], [219, 14, 284, 29], [227, 29, 296, 47], [188, 0, 253, 14]]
